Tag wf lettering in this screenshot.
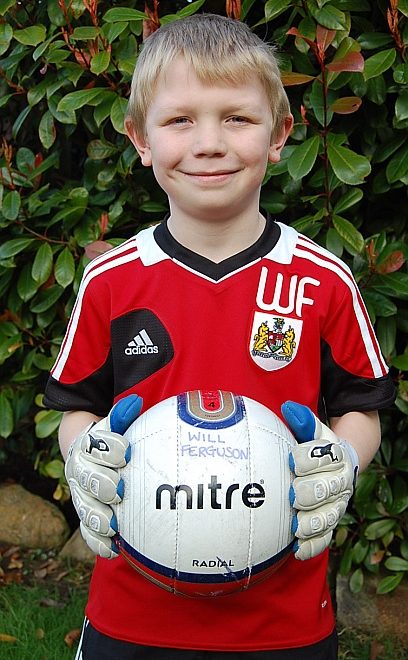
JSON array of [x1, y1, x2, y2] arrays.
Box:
[[256, 267, 320, 316]]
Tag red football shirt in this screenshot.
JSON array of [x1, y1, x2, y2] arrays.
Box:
[[45, 219, 394, 650]]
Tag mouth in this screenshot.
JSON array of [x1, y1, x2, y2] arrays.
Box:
[[187, 170, 237, 176], [180, 170, 239, 182]]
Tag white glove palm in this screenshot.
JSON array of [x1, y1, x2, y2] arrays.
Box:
[[65, 395, 142, 559], [282, 401, 359, 561]]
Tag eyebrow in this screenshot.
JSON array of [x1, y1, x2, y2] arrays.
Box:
[[156, 104, 263, 116]]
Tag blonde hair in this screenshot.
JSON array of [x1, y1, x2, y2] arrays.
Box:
[[127, 13, 291, 139]]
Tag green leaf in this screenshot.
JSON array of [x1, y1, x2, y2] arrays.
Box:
[[17, 263, 39, 301], [32, 243, 53, 285], [365, 519, 396, 540], [309, 4, 348, 30], [332, 215, 365, 254], [325, 227, 343, 257], [264, 0, 292, 21], [13, 25, 46, 46], [395, 89, 408, 122], [57, 88, 106, 113], [103, 8, 147, 22], [43, 458, 65, 479], [87, 139, 118, 160], [333, 188, 363, 213], [175, 0, 206, 18], [38, 110, 56, 149], [0, 336, 22, 365], [27, 79, 49, 107], [355, 472, 378, 501], [392, 354, 408, 370], [398, 0, 408, 15], [34, 409, 62, 438], [30, 284, 64, 313], [384, 557, 408, 572], [376, 316, 396, 358], [0, 22, 12, 55], [374, 272, 408, 300], [393, 63, 408, 84], [0, 0, 16, 15], [54, 247, 75, 287], [1, 190, 21, 220], [287, 136, 320, 180], [90, 50, 111, 75], [0, 238, 34, 259], [0, 392, 13, 438], [357, 33, 393, 50], [71, 26, 100, 40], [12, 105, 31, 139], [309, 79, 335, 127], [349, 568, 364, 593], [93, 94, 116, 126], [327, 140, 371, 185], [386, 145, 408, 183], [372, 135, 406, 164], [27, 151, 59, 180], [69, 186, 89, 207], [363, 291, 397, 318], [376, 573, 404, 594], [363, 49, 396, 81], [110, 96, 128, 134]]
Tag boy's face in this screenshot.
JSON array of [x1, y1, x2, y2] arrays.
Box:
[[127, 56, 292, 223]]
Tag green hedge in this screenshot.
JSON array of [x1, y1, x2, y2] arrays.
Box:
[[0, 0, 407, 594]]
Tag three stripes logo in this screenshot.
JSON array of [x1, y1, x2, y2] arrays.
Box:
[[124, 329, 159, 356]]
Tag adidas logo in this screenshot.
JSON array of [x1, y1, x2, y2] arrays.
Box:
[[125, 329, 159, 356]]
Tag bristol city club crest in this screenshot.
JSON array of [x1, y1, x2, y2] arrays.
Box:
[[249, 311, 302, 371]]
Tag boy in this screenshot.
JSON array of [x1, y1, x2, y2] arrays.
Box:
[[44, 13, 395, 659]]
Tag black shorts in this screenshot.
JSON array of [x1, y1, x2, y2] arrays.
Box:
[[75, 619, 338, 660]]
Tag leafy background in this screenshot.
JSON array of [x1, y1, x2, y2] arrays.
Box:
[[0, 0, 407, 595]]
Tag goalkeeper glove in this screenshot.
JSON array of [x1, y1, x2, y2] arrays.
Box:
[[282, 401, 359, 561], [65, 395, 142, 559]]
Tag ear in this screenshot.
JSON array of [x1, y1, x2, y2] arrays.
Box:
[[125, 118, 152, 167], [268, 114, 294, 164]]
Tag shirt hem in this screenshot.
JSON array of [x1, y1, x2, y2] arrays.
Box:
[[86, 613, 336, 652]]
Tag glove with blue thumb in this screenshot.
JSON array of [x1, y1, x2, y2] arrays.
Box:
[[281, 401, 359, 561], [65, 395, 142, 559]]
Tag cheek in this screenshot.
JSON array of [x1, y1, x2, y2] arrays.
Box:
[[150, 141, 182, 170]]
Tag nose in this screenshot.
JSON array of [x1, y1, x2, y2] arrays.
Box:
[[191, 121, 227, 157]]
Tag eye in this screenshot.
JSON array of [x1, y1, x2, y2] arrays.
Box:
[[169, 117, 190, 125], [228, 116, 250, 124]]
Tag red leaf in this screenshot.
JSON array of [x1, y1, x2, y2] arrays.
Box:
[[281, 72, 316, 86], [287, 27, 317, 51], [377, 251, 406, 274], [326, 52, 364, 73], [316, 26, 336, 53], [84, 240, 113, 261], [330, 96, 362, 114]]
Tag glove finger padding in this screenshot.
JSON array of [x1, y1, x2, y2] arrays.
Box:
[[289, 442, 354, 510], [293, 498, 349, 538], [65, 394, 143, 559], [79, 522, 119, 560], [294, 531, 333, 561], [70, 482, 118, 537], [65, 435, 125, 505], [282, 400, 359, 561]]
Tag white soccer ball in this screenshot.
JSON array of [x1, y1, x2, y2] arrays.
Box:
[[113, 390, 296, 597]]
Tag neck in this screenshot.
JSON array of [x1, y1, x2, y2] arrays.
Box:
[[167, 209, 266, 263]]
